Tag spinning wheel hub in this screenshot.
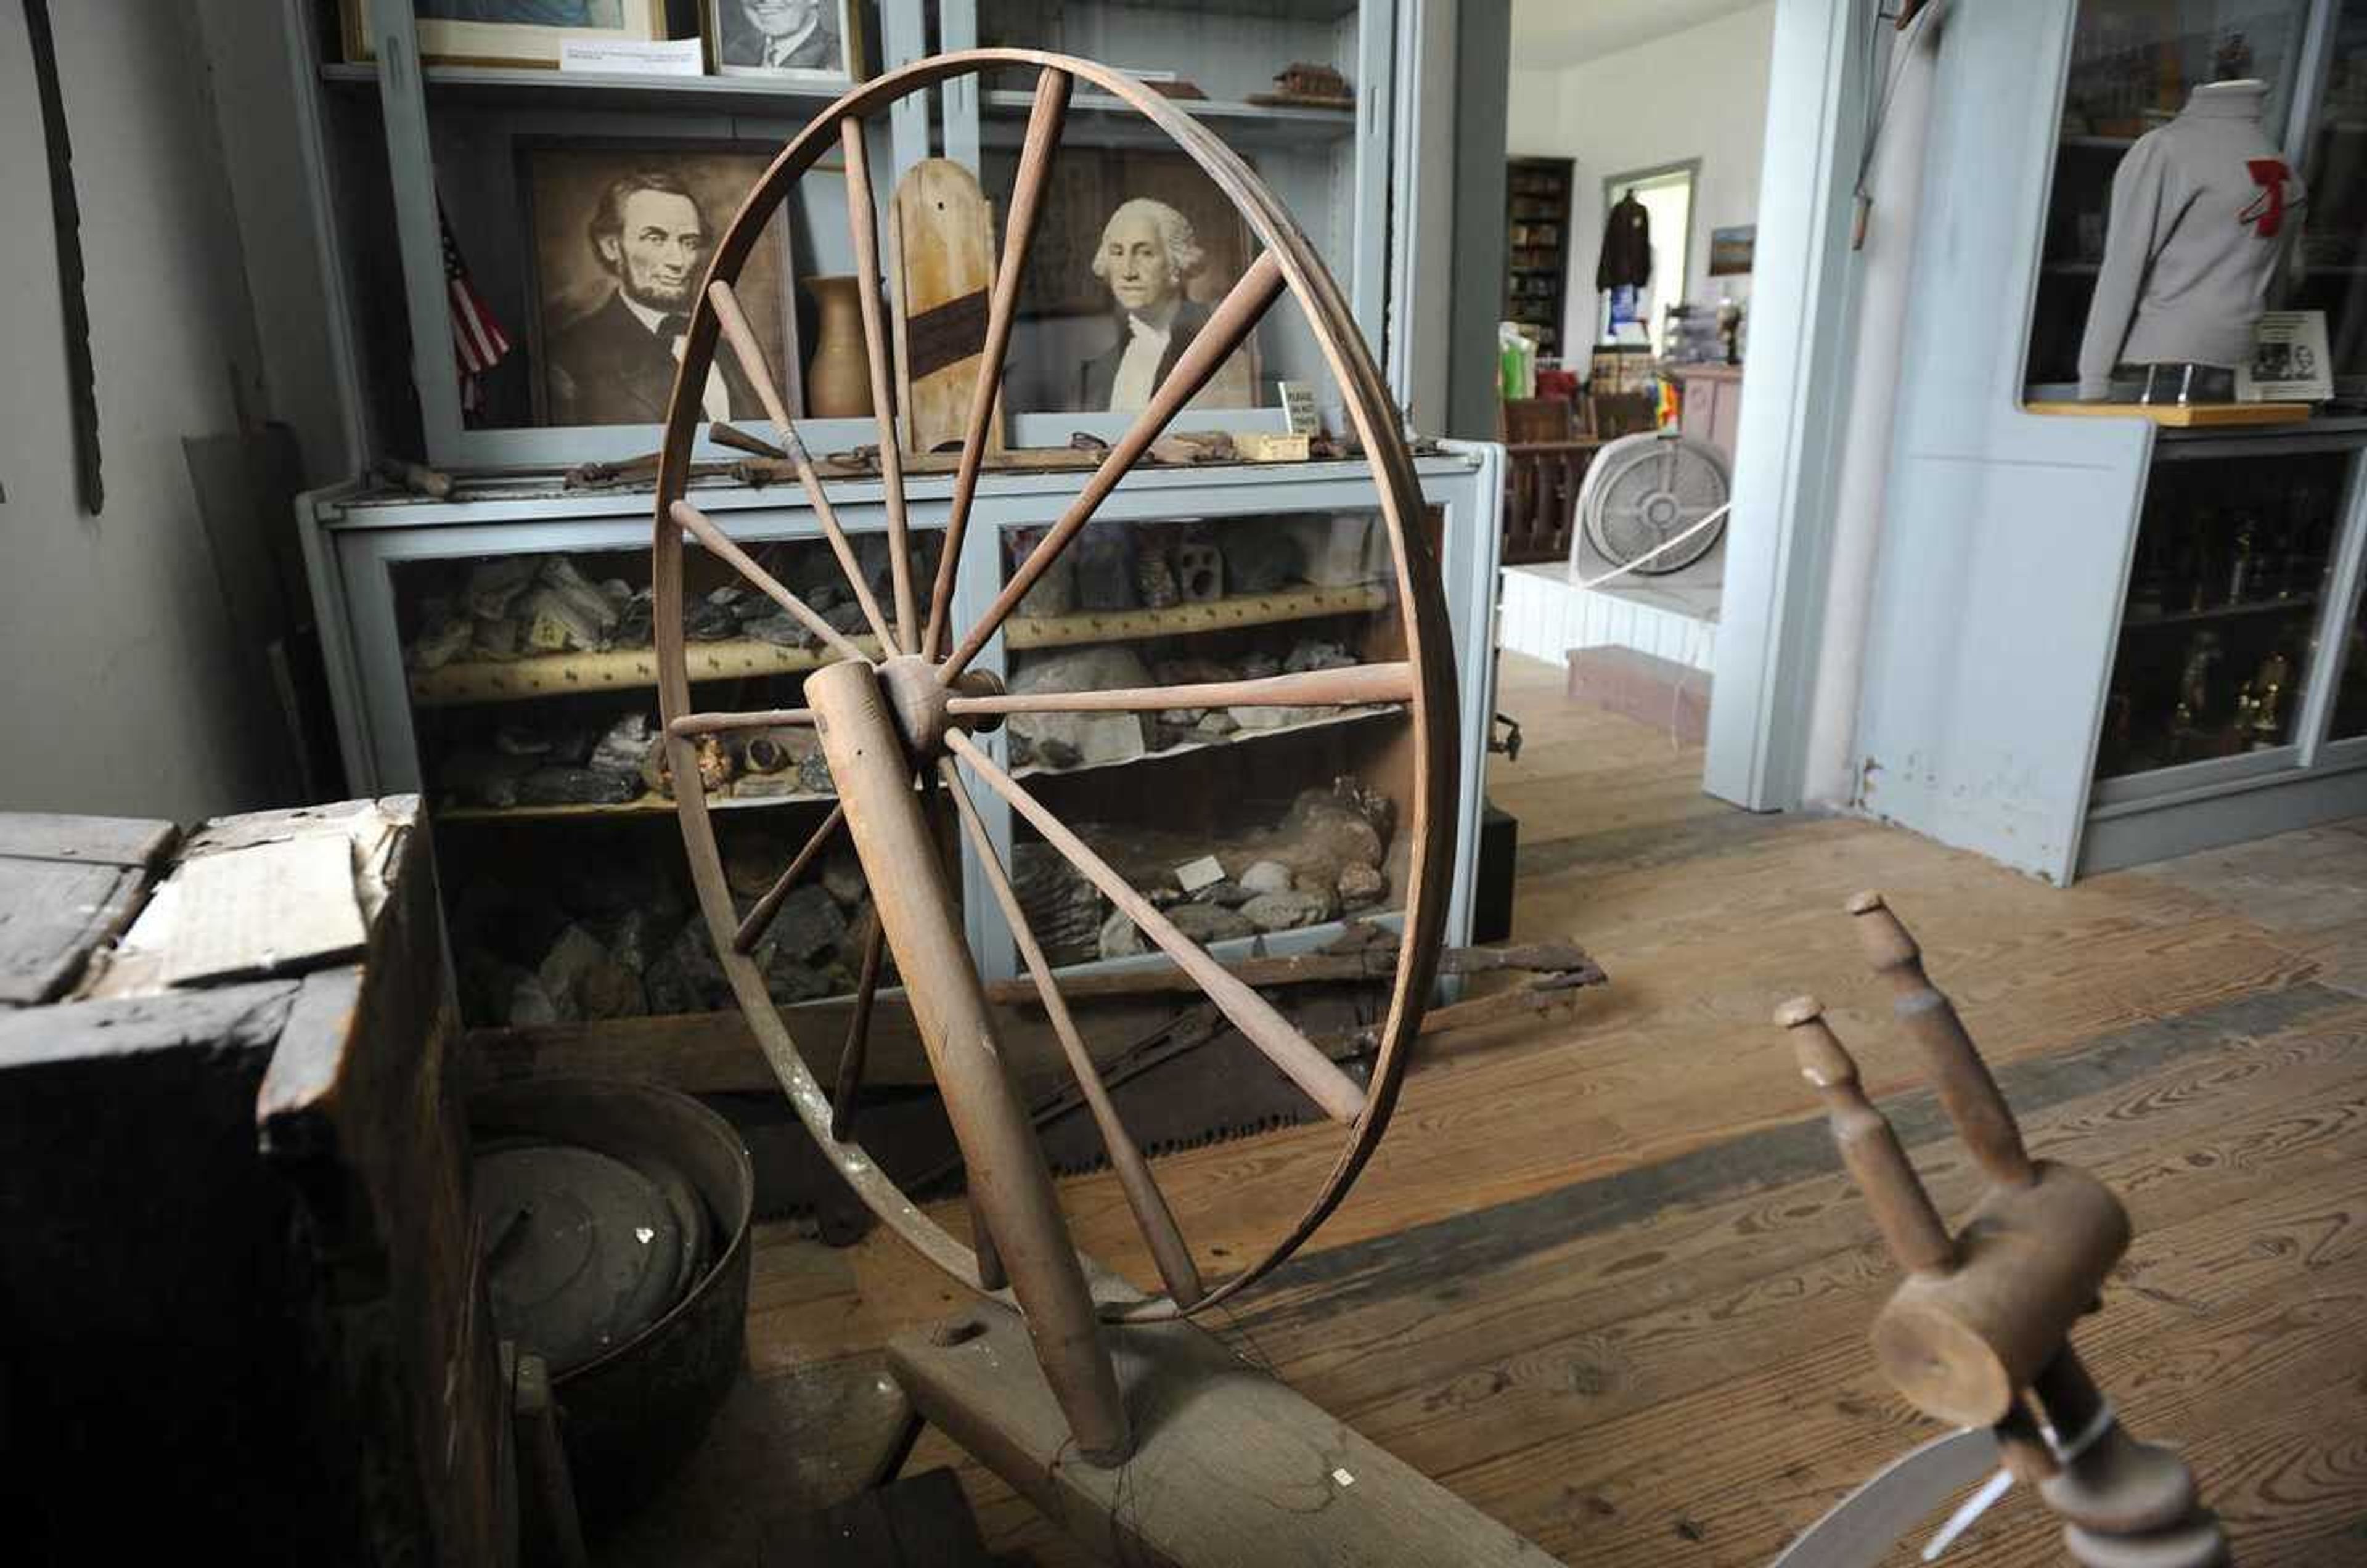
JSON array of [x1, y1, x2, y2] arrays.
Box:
[[871, 654, 1003, 762]]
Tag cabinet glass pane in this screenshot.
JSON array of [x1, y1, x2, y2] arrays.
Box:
[[393, 527, 945, 1027], [2029, 0, 2314, 386], [2097, 450, 2345, 778], [992, 507, 1421, 968], [2294, 0, 2367, 393], [974, 0, 1360, 420], [2329, 576, 2367, 738]]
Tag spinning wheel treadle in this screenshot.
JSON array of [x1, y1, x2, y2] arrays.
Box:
[[650, 51, 1458, 1464]]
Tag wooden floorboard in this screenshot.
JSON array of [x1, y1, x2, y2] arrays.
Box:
[[607, 652, 2367, 1566]]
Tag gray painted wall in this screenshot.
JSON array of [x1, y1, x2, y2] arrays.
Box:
[[0, 1, 287, 821]]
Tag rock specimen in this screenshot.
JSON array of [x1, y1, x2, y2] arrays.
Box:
[[1239, 888, 1334, 933], [1010, 525, 1078, 618], [1337, 862, 1387, 908], [1240, 859, 1293, 894], [589, 713, 654, 779], [1173, 533, 1223, 602], [1008, 645, 1154, 769], [1216, 518, 1302, 594], [515, 766, 639, 807], [1015, 842, 1102, 963], [521, 555, 624, 653], [1283, 512, 1387, 587], [1073, 520, 1137, 611]]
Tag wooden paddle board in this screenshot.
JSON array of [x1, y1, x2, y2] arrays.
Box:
[[888, 158, 1006, 458]]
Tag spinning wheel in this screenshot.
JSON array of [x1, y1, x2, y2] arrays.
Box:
[[650, 51, 1459, 1463], [1576, 428, 1730, 574]]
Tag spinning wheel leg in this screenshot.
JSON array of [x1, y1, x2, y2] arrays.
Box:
[[806, 658, 1130, 1463]]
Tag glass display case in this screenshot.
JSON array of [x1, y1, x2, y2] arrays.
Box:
[[2096, 447, 2344, 778], [390, 529, 941, 1028], [983, 507, 1423, 966], [2026, 0, 2367, 394], [301, 450, 1502, 1040]]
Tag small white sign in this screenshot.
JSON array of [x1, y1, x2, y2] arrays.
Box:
[[2238, 310, 2334, 402], [1174, 855, 1227, 894], [1279, 380, 1320, 435], [560, 38, 706, 76]]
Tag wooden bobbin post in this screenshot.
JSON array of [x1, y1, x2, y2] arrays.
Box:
[[1789, 894, 2230, 1568]]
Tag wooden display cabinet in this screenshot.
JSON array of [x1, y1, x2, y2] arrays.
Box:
[[300, 451, 1503, 1047]]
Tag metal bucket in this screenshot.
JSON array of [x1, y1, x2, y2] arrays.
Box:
[[470, 1078, 754, 1528]]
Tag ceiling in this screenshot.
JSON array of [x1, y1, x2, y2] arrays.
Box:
[[1508, 0, 1768, 70]]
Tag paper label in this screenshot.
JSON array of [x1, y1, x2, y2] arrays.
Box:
[[1280, 380, 1320, 435], [560, 38, 705, 76], [2238, 310, 2334, 402]]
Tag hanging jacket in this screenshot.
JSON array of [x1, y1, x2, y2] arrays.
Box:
[[1596, 194, 1653, 292], [2075, 81, 2305, 397]]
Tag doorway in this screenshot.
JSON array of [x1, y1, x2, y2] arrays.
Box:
[[1601, 160, 1698, 354]]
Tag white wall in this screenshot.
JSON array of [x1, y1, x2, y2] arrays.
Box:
[[0, 1, 287, 822], [1505, 2, 1776, 356]]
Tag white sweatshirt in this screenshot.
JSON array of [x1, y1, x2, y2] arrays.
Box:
[[2075, 81, 2305, 397]]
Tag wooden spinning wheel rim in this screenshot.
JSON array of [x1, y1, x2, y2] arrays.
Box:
[[650, 49, 1460, 1329]]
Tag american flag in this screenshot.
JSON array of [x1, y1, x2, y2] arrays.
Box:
[[441, 205, 511, 415]]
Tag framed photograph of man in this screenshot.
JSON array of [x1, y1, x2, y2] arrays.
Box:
[[703, 0, 864, 84], [517, 140, 803, 428], [341, 1, 669, 70], [998, 148, 1261, 415]]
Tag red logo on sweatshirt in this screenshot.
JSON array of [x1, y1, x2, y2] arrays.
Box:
[[2241, 158, 2295, 237]]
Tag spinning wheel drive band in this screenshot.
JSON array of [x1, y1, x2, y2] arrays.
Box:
[[650, 52, 1458, 1459], [1577, 428, 1730, 575]]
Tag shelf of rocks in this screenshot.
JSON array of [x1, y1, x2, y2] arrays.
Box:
[[1002, 583, 1390, 651], [1012, 701, 1402, 784], [408, 634, 887, 708], [438, 701, 1402, 823]]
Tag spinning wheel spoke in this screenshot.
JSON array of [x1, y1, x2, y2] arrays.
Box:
[[830, 908, 887, 1142], [838, 119, 919, 648], [670, 499, 870, 663], [946, 661, 1413, 718], [668, 705, 814, 738], [708, 279, 901, 653], [734, 804, 847, 955], [925, 67, 1074, 658], [939, 757, 1206, 1305], [942, 728, 1366, 1124], [939, 251, 1288, 684]]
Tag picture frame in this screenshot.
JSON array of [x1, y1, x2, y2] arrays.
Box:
[[701, 0, 865, 86], [341, 1, 671, 70], [515, 138, 805, 429], [1708, 224, 1756, 277], [998, 147, 1262, 415]]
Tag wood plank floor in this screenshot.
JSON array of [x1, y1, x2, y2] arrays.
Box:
[[603, 652, 2367, 1566]]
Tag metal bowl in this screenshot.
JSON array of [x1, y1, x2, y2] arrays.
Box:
[[470, 1078, 754, 1527]]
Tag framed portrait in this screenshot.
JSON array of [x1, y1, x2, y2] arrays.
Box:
[[998, 148, 1261, 415], [702, 0, 864, 84], [517, 139, 804, 428], [342, 1, 671, 70], [1707, 224, 1756, 277]]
